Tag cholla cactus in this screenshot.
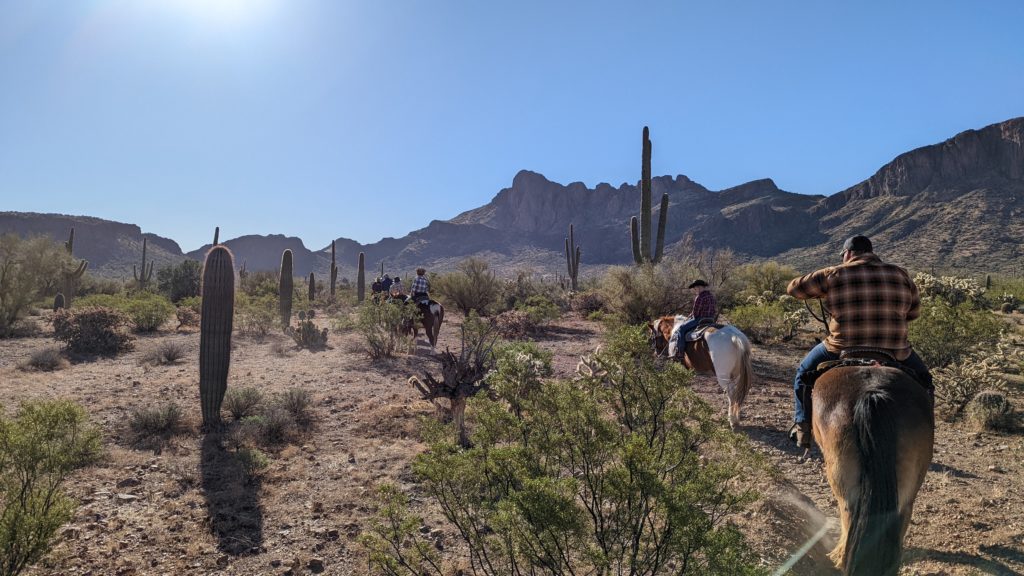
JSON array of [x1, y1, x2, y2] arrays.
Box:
[[966, 390, 1014, 431], [913, 272, 985, 306], [933, 333, 1023, 419]]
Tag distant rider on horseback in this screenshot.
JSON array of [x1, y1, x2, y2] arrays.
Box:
[[786, 235, 933, 448], [410, 267, 430, 305], [667, 279, 718, 358]]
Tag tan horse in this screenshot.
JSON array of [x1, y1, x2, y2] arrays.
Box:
[[812, 361, 933, 575], [648, 316, 753, 429]]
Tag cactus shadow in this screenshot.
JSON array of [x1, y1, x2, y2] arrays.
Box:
[[200, 432, 264, 555]]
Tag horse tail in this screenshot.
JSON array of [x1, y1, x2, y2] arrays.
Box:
[[735, 334, 753, 407], [844, 382, 902, 576]]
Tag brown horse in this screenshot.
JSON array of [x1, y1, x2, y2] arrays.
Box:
[[391, 297, 445, 349], [812, 361, 933, 575], [648, 315, 753, 429]]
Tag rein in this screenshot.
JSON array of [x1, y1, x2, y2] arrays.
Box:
[[804, 299, 831, 336]]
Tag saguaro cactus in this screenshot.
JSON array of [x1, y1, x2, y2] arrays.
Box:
[[279, 250, 293, 328], [133, 237, 154, 289], [199, 246, 235, 428], [213, 227, 220, 245], [357, 252, 366, 303], [53, 293, 65, 311], [61, 227, 88, 306], [330, 241, 338, 298], [565, 224, 581, 291], [308, 272, 316, 302], [630, 126, 669, 264]]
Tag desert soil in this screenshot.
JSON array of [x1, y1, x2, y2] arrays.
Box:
[[2, 311, 1022, 576]]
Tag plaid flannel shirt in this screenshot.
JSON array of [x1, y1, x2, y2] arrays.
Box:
[[786, 253, 920, 360], [411, 275, 429, 294], [692, 290, 717, 319]]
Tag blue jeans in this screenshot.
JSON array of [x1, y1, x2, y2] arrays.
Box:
[[669, 317, 700, 357], [793, 342, 838, 423], [793, 344, 934, 423]]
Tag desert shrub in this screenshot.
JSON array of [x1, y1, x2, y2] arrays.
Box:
[[129, 402, 185, 440], [727, 293, 807, 344], [140, 341, 188, 366], [433, 258, 502, 316], [0, 234, 68, 338], [364, 326, 763, 575], [73, 293, 129, 310], [235, 447, 269, 483], [156, 259, 202, 303], [734, 261, 798, 300], [0, 400, 102, 576], [76, 275, 121, 297], [235, 293, 277, 339], [485, 342, 552, 418], [286, 310, 329, 350], [125, 292, 174, 332], [598, 261, 701, 324], [356, 300, 419, 359], [175, 306, 200, 329], [933, 334, 1023, 420], [249, 407, 291, 445], [913, 272, 987, 308], [239, 269, 279, 298], [52, 307, 134, 355], [224, 387, 264, 420], [277, 389, 314, 427], [493, 310, 533, 339], [570, 290, 605, 315], [19, 347, 68, 372], [908, 299, 1005, 368], [1000, 301, 1016, 313], [965, 390, 1015, 431], [516, 294, 560, 325]]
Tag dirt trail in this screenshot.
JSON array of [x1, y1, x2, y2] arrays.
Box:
[[2, 314, 1021, 575]]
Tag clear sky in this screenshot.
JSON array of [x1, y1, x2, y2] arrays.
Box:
[[1, 1, 1022, 252]]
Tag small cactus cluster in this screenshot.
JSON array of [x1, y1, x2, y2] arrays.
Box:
[[60, 227, 88, 307], [286, 310, 329, 349], [279, 249, 293, 328], [199, 245, 235, 428], [357, 252, 366, 303], [330, 241, 338, 298], [630, 126, 669, 265], [966, 389, 1015, 431], [133, 237, 154, 289], [565, 224, 581, 291]]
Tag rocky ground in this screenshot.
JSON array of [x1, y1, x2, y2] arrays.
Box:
[[2, 311, 1022, 576]]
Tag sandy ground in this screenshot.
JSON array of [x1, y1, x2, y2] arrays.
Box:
[[2, 311, 1022, 576]]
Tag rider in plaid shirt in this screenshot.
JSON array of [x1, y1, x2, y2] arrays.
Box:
[[410, 267, 430, 304], [667, 279, 717, 357], [786, 235, 932, 448]]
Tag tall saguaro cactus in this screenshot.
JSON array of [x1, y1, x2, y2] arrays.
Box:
[[61, 227, 88, 306], [357, 252, 366, 303], [630, 126, 669, 264], [199, 246, 235, 429], [133, 237, 154, 289], [565, 224, 581, 291], [213, 227, 220, 245], [308, 272, 316, 302], [330, 241, 338, 298], [279, 249, 294, 328]]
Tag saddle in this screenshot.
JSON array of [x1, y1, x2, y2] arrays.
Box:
[[684, 318, 724, 342], [678, 319, 722, 373], [803, 347, 927, 389]]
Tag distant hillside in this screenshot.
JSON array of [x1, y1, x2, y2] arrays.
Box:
[[3, 117, 1022, 278]]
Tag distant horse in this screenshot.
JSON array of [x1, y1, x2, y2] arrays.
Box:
[[648, 316, 753, 429], [811, 357, 933, 575], [388, 296, 445, 349]]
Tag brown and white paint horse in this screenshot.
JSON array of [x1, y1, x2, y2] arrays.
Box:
[[812, 360, 933, 575], [648, 316, 753, 429]]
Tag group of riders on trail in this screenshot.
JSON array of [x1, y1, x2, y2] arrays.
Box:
[[665, 234, 935, 450], [371, 267, 432, 306]]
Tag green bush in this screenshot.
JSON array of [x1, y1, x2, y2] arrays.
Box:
[[125, 292, 174, 332], [52, 307, 134, 355], [224, 387, 264, 420], [73, 293, 129, 310], [434, 258, 502, 316], [908, 300, 1006, 368], [277, 388, 314, 427], [0, 400, 102, 576], [734, 261, 798, 300], [598, 261, 700, 324], [363, 326, 763, 575], [0, 234, 68, 338], [129, 402, 185, 440], [356, 301, 420, 359], [727, 294, 807, 344], [235, 293, 277, 339], [156, 259, 202, 303], [239, 270, 279, 299], [235, 447, 269, 483]]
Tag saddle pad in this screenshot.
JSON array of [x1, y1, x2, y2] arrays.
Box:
[[685, 323, 724, 342]]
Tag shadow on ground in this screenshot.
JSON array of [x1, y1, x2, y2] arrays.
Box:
[[201, 432, 264, 555], [905, 547, 1023, 576]]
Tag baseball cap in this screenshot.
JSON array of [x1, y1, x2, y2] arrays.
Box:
[[841, 235, 872, 255]]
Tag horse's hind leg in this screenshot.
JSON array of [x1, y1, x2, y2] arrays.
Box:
[[815, 419, 860, 568]]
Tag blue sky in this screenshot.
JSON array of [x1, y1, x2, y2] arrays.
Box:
[[1, 1, 1022, 252]]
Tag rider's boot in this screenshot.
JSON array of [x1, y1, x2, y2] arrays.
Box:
[[788, 421, 811, 449]]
